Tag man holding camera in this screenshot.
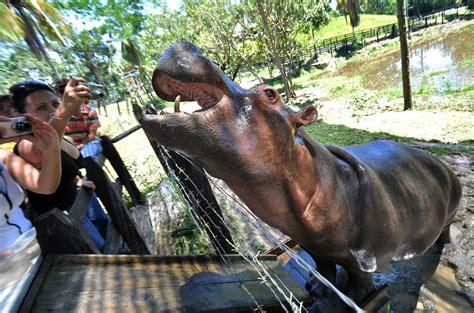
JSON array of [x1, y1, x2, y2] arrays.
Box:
[[55, 78, 103, 159]]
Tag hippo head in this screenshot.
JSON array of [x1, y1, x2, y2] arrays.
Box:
[[143, 42, 318, 184]]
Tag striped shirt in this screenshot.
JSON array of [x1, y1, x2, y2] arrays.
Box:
[[65, 104, 101, 144]]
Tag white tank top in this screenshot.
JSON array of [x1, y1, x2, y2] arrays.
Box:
[[0, 161, 32, 250]]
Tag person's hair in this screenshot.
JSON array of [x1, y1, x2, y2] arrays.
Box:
[[9, 80, 54, 113], [54, 78, 69, 97]]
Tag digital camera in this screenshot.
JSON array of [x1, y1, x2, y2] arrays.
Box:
[[79, 82, 105, 99], [0, 117, 32, 138]]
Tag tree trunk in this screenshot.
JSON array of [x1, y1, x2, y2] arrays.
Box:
[[256, 1, 293, 102], [397, 0, 413, 111]]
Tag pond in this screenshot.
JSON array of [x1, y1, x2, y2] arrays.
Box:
[[336, 24, 474, 92]]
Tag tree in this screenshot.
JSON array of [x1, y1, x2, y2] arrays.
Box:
[[336, 0, 367, 43], [397, 0, 413, 110], [242, 0, 329, 101], [0, 0, 70, 78]]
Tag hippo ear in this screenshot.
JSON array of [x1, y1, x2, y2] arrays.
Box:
[[296, 105, 318, 127]]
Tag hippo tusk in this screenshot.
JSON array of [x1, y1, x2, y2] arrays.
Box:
[[174, 95, 181, 113]]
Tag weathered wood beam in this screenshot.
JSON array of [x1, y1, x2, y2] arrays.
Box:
[[34, 208, 100, 255], [67, 187, 91, 223]]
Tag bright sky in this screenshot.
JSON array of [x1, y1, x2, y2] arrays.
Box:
[[167, 0, 182, 11]]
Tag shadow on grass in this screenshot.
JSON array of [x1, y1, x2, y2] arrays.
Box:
[[305, 120, 473, 155]]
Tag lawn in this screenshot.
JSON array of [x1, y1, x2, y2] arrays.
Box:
[[314, 14, 397, 41]]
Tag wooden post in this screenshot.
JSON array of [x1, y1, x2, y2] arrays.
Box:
[[100, 135, 144, 206], [83, 157, 152, 254], [111, 125, 142, 143], [133, 104, 235, 255]]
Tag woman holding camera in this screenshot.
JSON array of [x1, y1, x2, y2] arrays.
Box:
[[55, 78, 103, 159], [0, 114, 61, 253], [9, 79, 109, 251]]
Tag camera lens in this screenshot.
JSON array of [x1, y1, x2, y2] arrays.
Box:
[[14, 121, 32, 133], [92, 90, 104, 98]]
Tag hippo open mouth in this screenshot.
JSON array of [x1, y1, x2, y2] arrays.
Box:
[[152, 73, 225, 113], [151, 41, 244, 116]]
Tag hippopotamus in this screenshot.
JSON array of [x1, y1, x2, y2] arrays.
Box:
[[142, 42, 462, 305]]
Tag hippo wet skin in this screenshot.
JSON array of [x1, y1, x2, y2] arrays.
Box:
[[143, 42, 462, 305]]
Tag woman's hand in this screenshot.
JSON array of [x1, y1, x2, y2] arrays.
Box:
[[24, 115, 60, 153], [77, 178, 96, 193], [56, 77, 91, 118], [49, 77, 92, 139]]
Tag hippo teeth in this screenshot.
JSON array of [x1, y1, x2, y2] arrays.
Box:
[[174, 95, 181, 113]]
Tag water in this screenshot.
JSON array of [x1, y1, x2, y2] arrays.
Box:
[[336, 25, 474, 91]]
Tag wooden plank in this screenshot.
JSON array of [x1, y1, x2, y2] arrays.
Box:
[[31, 280, 299, 312], [83, 157, 152, 255], [129, 205, 156, 254], [44, 254, 276, 265], [18, 255, 53, 313], [104, 178, 125, 254], [25, 255, 310, 312], [39, 257, 286, 292]]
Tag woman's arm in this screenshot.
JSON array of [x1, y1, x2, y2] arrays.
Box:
[[1, 116, 61, 194]]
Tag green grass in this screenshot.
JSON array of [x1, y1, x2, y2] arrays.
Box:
[[422, 69, 449, 78], [315, 14, 397, 41], [305, 120, 409, 147], [459, 58, 474, 69], [305, 120, 473, 154]]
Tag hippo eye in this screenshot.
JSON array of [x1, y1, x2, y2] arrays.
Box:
[[264, 89, 277, 100]]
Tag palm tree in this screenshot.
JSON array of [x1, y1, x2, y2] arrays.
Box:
[[397, 0, 413, 110], [336, 0, 367, 43], [0, 0, 70, 78]]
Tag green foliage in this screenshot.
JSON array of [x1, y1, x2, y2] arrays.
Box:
[[363, 0, 397, 15], [468, 0, 474, 10], [167, 178, 213, 255], [0, 45, 61, 90], [407, 0, 463, 17]]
